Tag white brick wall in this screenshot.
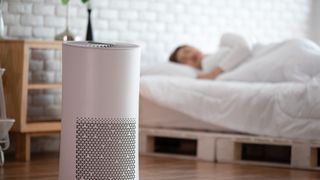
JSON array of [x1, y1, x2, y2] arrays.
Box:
[[3, 0, 316, 64], [33, 4, 55, 16], [2, 0, 317, 152], [21, 15, 43, 26]]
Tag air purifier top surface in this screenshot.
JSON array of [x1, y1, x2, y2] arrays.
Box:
[[64, 41, 139, 49]]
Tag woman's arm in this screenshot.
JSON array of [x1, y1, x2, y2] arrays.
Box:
[[197, 33, 250, 80], [197, 66, 224, 79]]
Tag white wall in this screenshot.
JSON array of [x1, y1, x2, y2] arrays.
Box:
[[2, 0, 316, 152], [309, 0, 320, 43], [3, 0, 314, 64]]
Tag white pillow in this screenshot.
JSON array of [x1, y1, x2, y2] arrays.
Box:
[[141, 62, 199, 78]]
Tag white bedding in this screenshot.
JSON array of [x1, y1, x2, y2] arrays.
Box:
[[140, 76, 320, 141], [217, 39, 320, 82], [140, 96, 238, 133], [140, 39, 320, 141]]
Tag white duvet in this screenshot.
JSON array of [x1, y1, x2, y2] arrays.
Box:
[[217, 39, 320, 83], [140, 39, 320, 141]]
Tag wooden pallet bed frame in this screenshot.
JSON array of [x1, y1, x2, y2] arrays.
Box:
[[139, 127, 320, 171]]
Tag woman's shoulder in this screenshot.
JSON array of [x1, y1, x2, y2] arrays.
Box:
[[219, 33, 249, 48]]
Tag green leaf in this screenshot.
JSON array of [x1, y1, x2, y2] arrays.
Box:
[[61, 0, 69, 5], [81, 0, 89, 3]]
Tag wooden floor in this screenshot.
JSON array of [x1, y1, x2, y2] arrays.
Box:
[[1, 153, 320, 180]]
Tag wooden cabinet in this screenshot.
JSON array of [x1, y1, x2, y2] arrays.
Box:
[[0, 39, 62, 161]]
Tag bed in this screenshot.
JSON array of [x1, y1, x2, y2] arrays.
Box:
[[140, 75, 320, 141], [138, 38, 320, 170]]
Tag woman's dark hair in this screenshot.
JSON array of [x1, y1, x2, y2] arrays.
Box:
[[169, 45, 188, 63]]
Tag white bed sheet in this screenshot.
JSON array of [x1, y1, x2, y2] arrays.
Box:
[[139, 96, 240, 133], [140, 76, 320, 141]]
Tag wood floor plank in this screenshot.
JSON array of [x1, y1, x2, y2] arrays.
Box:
[[1, 153, 319, 180]]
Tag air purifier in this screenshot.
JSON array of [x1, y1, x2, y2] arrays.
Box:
[[59, 41, 140, 180]]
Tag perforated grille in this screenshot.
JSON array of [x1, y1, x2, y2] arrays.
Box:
[[64, 41, 139, 49], [87, 42, 114, 48], [76, 117, 137, 180]]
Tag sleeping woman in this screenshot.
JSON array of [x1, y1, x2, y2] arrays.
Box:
[[169, 33, 251, 79]]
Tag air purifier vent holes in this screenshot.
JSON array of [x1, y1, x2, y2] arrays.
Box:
[[64, 41, 139, 49], [75, 117, 136, 180], [76, 117, 135, 123], [88, 42, 114, 48]]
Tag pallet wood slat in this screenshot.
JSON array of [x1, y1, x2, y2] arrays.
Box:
[[139, 127, 320, 171]]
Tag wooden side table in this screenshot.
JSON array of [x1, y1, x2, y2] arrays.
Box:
[[0, 39, 62, 161]]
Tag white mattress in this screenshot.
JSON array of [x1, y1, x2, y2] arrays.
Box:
[[139, 96, 240, 133], [140, 76, 320, 141]]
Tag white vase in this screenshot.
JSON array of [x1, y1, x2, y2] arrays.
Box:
[[55, 5, 75, 41]]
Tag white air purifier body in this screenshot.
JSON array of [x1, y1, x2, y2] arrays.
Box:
[[59, 41, 140, 180]]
